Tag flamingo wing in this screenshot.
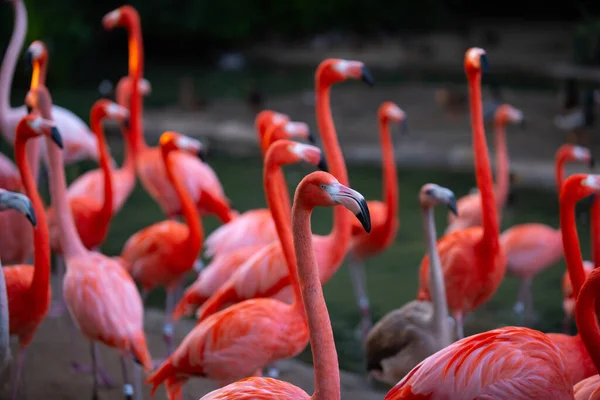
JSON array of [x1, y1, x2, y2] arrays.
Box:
[[66, 167, 135, 214], [204, 209, 276, 258], [200, 377, 309, 399], [386, 327, 573, 399]]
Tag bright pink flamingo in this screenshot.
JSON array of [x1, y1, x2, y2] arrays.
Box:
[[0, 1, 98, 164], [119, 131, 206, 358], [346, 101, 406, 341], [5, 112, 57, 400], [500, 144, 594, 324], [445, 104, 524, 234], [102, 5, 235, 223], [0, 154, 21, 192], [149, 171, 370, 400], [194, 58, 374, 323], [32, 85, 152, 400], [417, 48, 507, 340]]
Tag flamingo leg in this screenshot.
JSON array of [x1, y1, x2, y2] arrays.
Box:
[[120, 356, 134, 400], [563, 314, 572, 334], [454, 311, 464, 339], [91, 342, 99, 400], [10, 348, 26, 400], [163, 289, 176, 357], [71, 317, 115, 387], [347, 254, 372, 341], [264, 363, 280, 379], [48, 254, 67, 318], [132, 361, 143, 400]]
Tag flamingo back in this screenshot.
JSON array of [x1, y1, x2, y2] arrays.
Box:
[[63, 253, 151, 369], [204, 209, 276, 258], [200, 377, 309, 399], [66, 167, 136, 214], [386, 327, 573, 399]]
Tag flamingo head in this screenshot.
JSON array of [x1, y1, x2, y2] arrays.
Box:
[[16, 112, 63, 150], [255, 110, 289, 138], [24, 40, 48, 71], [571, 145, 594, 167], [316, 59, 374, 88], [464, 47, 488, 76], [159, 131, 206, 161], [102, 5, 139, 30], [265, 140, 327, 172], [420, 183, 458, 215], [379, 101, 408, 134], [495, 104, 525, 128], [283, 121, 312, 143], [91, 99, 129, 125], [296, 172, 371, 233], [0, 189, 36, 227]]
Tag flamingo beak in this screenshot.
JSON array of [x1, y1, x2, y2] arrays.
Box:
[[26, 104, 33, 114], [401, 119, 409, 135], [480, 53, 489, 73], [123, 117, 130, 130], [361, 66, 374, 86], [24, 50, 32, 72], [50, 127, 63, 149], [329, 184, 371, 233], [590, 157, 596, 169], [447, 195, 458, 216], [307, 132, 316, 144], [198, 146, 208, 162], [0, 191, 36, 227]]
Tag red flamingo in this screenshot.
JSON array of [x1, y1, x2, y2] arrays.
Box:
[[417, 48, 506, 339], [147, 142, 333, 398]]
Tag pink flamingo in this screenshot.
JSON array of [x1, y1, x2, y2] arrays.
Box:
[[445, 104, 524, 234], [500, 144, 593, 324], [119, 131, 206, 358], [32, 84, 152, 400], [0, 1, 98, 164], [0, 154, 21, 192], [102, 5, 235, 223], [149, 170, 370, 400], [346, 101, 406, 341], [194, 58, 374, 323]]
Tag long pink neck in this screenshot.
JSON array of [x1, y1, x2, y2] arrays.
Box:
[[0, 259, 8, 366], [264, 150, 304, 315], [590, 196, 600, 267], [555, 153, 567, 190], [493, 121, 509, 215], [116, 81, 135, 170], [261, 124, 292, 215], [575, 268, 600, 373], [379, 116, 399, 240], [467, 73, 499, 251], [315, 83, 351, 268], [0, 0, 26, 121], [125, 17, 146, 154], [42, 105, 87, 258], [90, 112, 114, 229], [292, 195, 340, 400]]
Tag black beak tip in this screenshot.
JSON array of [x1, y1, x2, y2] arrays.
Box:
[[24, 51, 32, 71], [198, 148, 208, 162], [361, 66, 374, 87], [51, 127, 63, 149], [307, 133, 316, 144], [123, 117, 130, 130], [590, 157, 596, 169], [26, 105, 33, 114], [357, 200, 372, 233], [480, 54, 489, 73], [26, 209, 37, 227], [448, 198, 458, 216], [317, 156, 328, 172]]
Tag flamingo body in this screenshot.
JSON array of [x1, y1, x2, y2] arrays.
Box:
[[563, 261, 594, 319], [200, 377, 309, 399], [500, 223, 564, 277], [120, 220, 193, 291], [385, 327, 573, 399], [204, 209, 276, 258], [5, 265, 50, 346], [148, 299, 308, 396], [574, 375, 600, 399], [547, 332, 597, 384], [63, 253, 151, 370], [417, 227, 506, 315]]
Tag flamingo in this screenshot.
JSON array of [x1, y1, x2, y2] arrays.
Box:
[[194, 58, 374, 323], [151, 171, 371, 400], [119, 131, 207, 358], [6, 112, 59, 400], [0, 189, 36, 375], [365, 183, 456, 385], [172, 117, 318, 321], [385, 326, 573, 399], [545, 173, 600, 385], [500, 144, 594, 325], [0, 154, 21, 192], [31, 84, 151, 400], [346, 101, 407, 341], [202, 112, 313, 260], [445, 104, 524, 234], [562, 260, 593, 333], [0, 1, 98, 164], [102, 5, 235, 223]]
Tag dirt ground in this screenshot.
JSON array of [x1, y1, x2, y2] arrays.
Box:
[[0, 306, 386, 400]]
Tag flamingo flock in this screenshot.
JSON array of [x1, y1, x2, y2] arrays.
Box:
[[1, 2, 600, 400]]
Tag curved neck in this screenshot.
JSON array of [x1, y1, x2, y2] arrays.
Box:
[[31, 60, 47, 90], [14, 136, 50, 299], [126, 19, 146, 154], [422, 206, 451, 346], [316, 83, 351, 265], [90, 114, 114, 228], [116, 90, 135, 170], [0, 260, 8, 367], [264, 157, 303, 313], [591, 196, 600, 267], [493, 122, 510, 212], [379, 117, 399, 239], [43, 114, 87, 258], [161, 150, 203, 259], [0, 0, 26, 118], [575, 269, 600, 373], [555, 154, 567, 190], [467, 73, 499, 247], [292, 200, 340, 400], [560, 189, 587, 299], [261, 125, 292, 218]]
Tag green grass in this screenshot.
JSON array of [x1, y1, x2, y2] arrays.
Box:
[[41, 135, 588, 376]]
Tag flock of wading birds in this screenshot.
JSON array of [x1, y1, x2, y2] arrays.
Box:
[[3, 3, 600, 400]]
